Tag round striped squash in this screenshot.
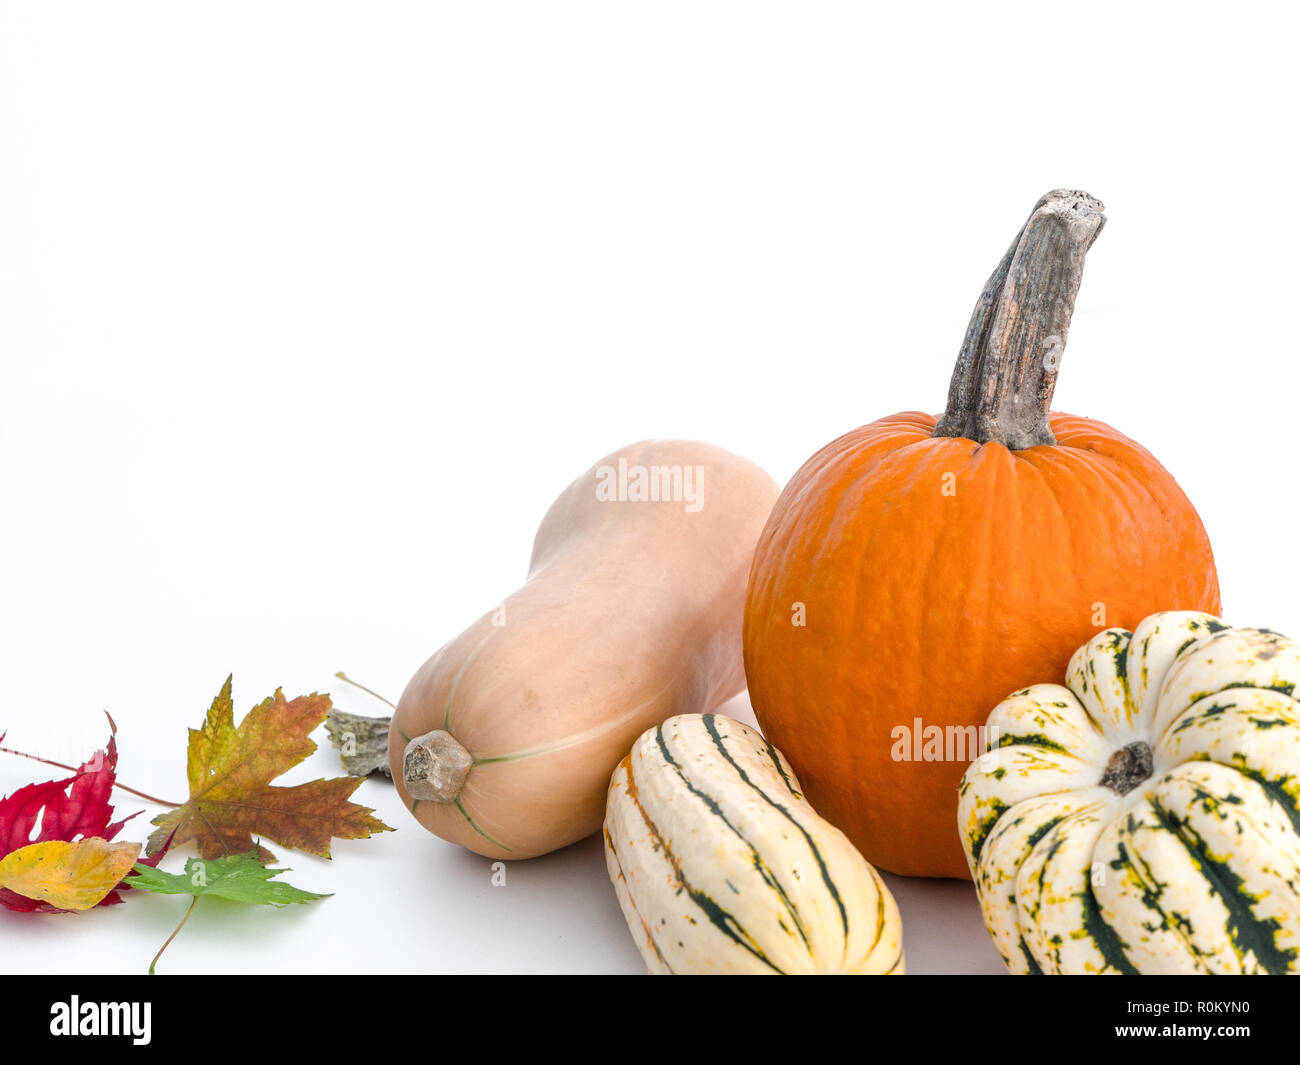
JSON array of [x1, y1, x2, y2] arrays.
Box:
[[959, 610, 1300, 974], [604, 713, 904, 974]]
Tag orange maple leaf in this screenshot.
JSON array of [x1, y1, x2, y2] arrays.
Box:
[[147, 677, 393, 860]]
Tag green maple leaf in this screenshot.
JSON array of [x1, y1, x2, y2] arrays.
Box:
[[126, 850, 329, 973], [127, 851, 331, 904]]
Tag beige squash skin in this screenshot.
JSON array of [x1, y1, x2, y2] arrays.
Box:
[[389, 440, 780, 860]]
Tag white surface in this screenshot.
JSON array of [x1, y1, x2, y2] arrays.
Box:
[[0, 689, 1005, 975], [1, 1, 1297, 974]]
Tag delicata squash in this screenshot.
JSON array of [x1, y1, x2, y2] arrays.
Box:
[[604, 713, 905, 974], [389, 440, 779, 859], [960, 611, 1300, 974]]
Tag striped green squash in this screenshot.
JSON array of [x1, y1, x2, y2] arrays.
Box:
[[959, 610, 1300, 974], [603, 713, 904, 974]]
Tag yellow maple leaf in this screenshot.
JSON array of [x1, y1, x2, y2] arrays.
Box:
[[147, 676, 393, 860], [0, 838, 142, 911]]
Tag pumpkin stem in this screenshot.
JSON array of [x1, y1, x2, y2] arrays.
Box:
[[403, 729, 474, 803], [933, 190, 1106, 449]]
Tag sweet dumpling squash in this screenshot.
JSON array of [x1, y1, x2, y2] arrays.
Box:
[[604, 713, 905, 974], [959, 611, 1300, 974]]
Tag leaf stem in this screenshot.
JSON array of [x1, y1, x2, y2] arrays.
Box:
[[334, 671, 396, 710], [0, 744, 184, 807], [149, 896, 200, 975]]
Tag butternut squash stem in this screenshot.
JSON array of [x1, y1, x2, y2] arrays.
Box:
[[403, 729, 474, 803], [933, 189, 1106, 449]]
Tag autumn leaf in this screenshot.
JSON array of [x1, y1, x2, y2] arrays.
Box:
[[125, 849, 329, 973], [127, 850, 330, 904], [0, 838, 142, 911], [324, 707, 392, 777], [146, 676, 393, 861], [0, 720, 156, 913], [327, 671, 395, 777]]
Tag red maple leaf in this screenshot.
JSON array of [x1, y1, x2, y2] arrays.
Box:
[[0, 718, 163, 913]]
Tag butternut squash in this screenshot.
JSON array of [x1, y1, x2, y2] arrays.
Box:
[[389, 440, 780, 859]]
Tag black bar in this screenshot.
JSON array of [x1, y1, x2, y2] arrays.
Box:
[[0, 973, 1285, 1052]]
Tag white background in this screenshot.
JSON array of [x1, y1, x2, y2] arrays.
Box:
[[2, 2, 1297, 975]]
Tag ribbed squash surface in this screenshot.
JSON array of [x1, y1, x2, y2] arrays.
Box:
[[960, 611, 1300, 974], [605, 713, 904, 974]]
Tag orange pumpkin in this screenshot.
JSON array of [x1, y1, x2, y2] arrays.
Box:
[[743, 191, 1221, 879]]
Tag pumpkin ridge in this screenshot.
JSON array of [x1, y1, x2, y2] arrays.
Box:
[[1057, 457, 1152, 651], [962, 447, 1008, 719], [1023, 450, 1084, 632], [1040, 436, 1165, 565]]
